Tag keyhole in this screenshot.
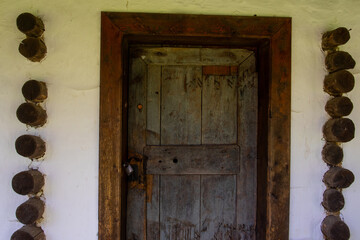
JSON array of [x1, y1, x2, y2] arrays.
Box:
[[173, 158, 178, 164]]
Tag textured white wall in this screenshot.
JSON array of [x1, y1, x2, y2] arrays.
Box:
[[0, 0, 360, 239]]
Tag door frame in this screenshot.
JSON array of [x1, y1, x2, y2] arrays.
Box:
[[99, 12, 291, 240]]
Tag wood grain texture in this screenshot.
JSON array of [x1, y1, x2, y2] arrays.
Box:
[[160, 175, 200, 240], [16, 197, 45, 224], [202, 65, 238, 76], [147, 174, 160, 239], [202, 75, 237, 144], [146, 65, 162, 145], [324, 70, 354, 96], [22, 80, 47, 103], [323, 118, 355, 142], [322, 27, 350, 50], [134, 47, 252, 65], [322, 189, 345, 212], [16, 12, 45, 37], [126, 188, 146, 240], [18, 37, 47, 62], [99, 13, 126, 240], [126, 57, 147, 240], [128, 57, 147, 154], [237, 53, 257, 239], [145, 63, 161, 239], [325, 51, 356, 73], [323, 167, 355, 189], [16, 102, 47, 127], [161, 66, 202, 145], [266, 19, 291, 240], [201, 175, 236, 239], [12, 170, 44, 195], [322, 142, 343, 166], [15, 135, 46, 159], [100, 12, 291, 240], [325, 96, 353, 117], [11, 225, 45, 240], [321, 215, 350, 240], [145, 145, 240, 174], [106, 12, 288, 38], [255, 41, 270, 240]]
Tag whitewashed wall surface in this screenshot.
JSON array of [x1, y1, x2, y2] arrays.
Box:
[[1, 0, 360, 239]]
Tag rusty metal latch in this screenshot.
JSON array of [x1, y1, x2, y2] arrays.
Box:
[[123, 161, 134, 176], [125, 153, 147, 189], [123, 156, 141, 176]]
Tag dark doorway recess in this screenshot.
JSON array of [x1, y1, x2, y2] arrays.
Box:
[[99, 12, 291, 240]]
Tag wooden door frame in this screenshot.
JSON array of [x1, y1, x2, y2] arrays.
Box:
[[99, 12, 291, 240]]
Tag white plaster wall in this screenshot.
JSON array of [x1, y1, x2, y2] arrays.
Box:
[[0, 0, 360, 239]]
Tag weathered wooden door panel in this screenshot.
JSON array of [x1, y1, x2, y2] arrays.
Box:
[[127, 57, 147, 240], [200, 175, 237, 239], [160, 175, 201, 240], [161, 66, 202, 145], [145, 145, 240, 175], [237, 56, 258, 231], [146, 65, 162, 145], [202, 74, 237, 144], [127, 47, 257, 240]]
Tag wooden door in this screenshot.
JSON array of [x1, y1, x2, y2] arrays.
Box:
[[126, 47, 257, 240]]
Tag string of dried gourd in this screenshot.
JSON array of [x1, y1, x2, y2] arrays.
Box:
[[321, 27, 356, 240], [11, 13, 47, 240]]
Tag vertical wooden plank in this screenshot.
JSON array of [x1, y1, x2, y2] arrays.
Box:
[[236, 53, 257, 239], [127, 56, 147, 240], [200, 175, 236, 239], [99, 14, 125, 240], [161, 66, 202, 145], [256, 42, 269, 240], [128, 57, 147, 153], [267, 22, 291, 240], [146, 65, 162, 240], [146, 174, 160, 239], [160, 175, 200, 240], [202, 75, 237, 144], [147, 65, 161, 145], [127, 189, 146, 240]]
